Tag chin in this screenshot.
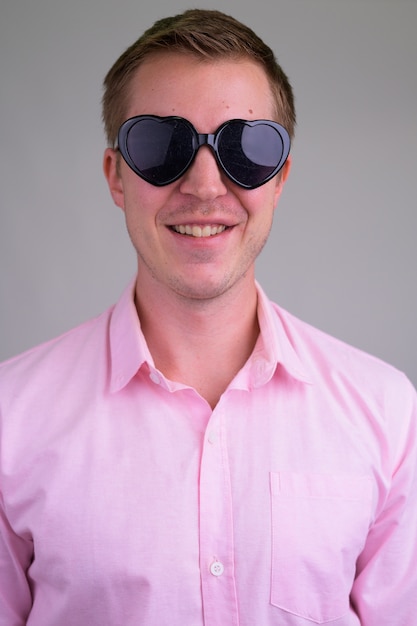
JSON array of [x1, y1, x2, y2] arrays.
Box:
[[168, 272, 245, 302]]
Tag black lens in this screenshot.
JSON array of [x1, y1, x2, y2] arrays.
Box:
[[126, 118, 195, 185], [217, 121, 284, 188]]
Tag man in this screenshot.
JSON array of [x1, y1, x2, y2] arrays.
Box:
[[0, 9, 416, 626]]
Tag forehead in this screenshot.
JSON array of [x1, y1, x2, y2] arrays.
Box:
[[125, 52, 275, 125]]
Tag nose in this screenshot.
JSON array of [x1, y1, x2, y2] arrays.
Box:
[[178, 145, 228, 200]]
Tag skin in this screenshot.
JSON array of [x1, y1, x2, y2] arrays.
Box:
[[104, 53, 291, 407]]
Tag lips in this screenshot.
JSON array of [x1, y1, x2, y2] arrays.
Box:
[[171, 224, 227, 238]]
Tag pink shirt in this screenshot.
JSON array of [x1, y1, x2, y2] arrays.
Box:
[[1, 280, 416, 626]]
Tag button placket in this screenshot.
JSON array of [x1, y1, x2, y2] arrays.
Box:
[[199, 408, 239, 624]]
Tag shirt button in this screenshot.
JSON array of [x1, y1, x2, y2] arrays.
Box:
[[149, 370, 160, 385], [207, 430, 217, 444], [210, 561, 224, 577]]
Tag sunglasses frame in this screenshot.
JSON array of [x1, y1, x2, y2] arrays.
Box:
[[116, 115, 291, 190]]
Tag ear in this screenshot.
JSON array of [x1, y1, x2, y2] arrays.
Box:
[[103, 148, 125, 211], [273, 154, 292, 206]]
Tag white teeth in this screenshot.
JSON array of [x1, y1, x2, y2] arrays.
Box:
[[172, 224, 227, 237]]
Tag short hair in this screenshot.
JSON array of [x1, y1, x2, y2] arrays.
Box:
[[102, 9, 296, 148]]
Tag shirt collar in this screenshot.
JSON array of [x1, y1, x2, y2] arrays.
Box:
[[251, 281, 313, 386], [109, 278, 313, 393], [109, 279, 153, 393]]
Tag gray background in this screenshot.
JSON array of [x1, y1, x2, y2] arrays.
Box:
[[1, 0, 416, 386]]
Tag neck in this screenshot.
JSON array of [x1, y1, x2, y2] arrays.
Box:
[[135, 275, 259, 409]]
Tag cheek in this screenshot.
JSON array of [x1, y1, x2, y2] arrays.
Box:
[[245, 186, 278, 219], [121, 174, 153, 216], [122, 181, 173, 237]]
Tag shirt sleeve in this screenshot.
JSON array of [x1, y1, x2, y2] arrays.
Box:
[[0, 492, 33, 625], [350, 374, 417, 625]]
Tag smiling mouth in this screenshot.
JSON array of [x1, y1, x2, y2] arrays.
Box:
[[171, 224, 228, 238]]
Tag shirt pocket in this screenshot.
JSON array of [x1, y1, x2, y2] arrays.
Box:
[[270, 471, 372, 623]]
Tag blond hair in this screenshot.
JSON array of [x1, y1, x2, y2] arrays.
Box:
[[102, 9, 296, 148]]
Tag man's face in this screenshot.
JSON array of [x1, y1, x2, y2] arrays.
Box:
[[104, 53, 290, 302]]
